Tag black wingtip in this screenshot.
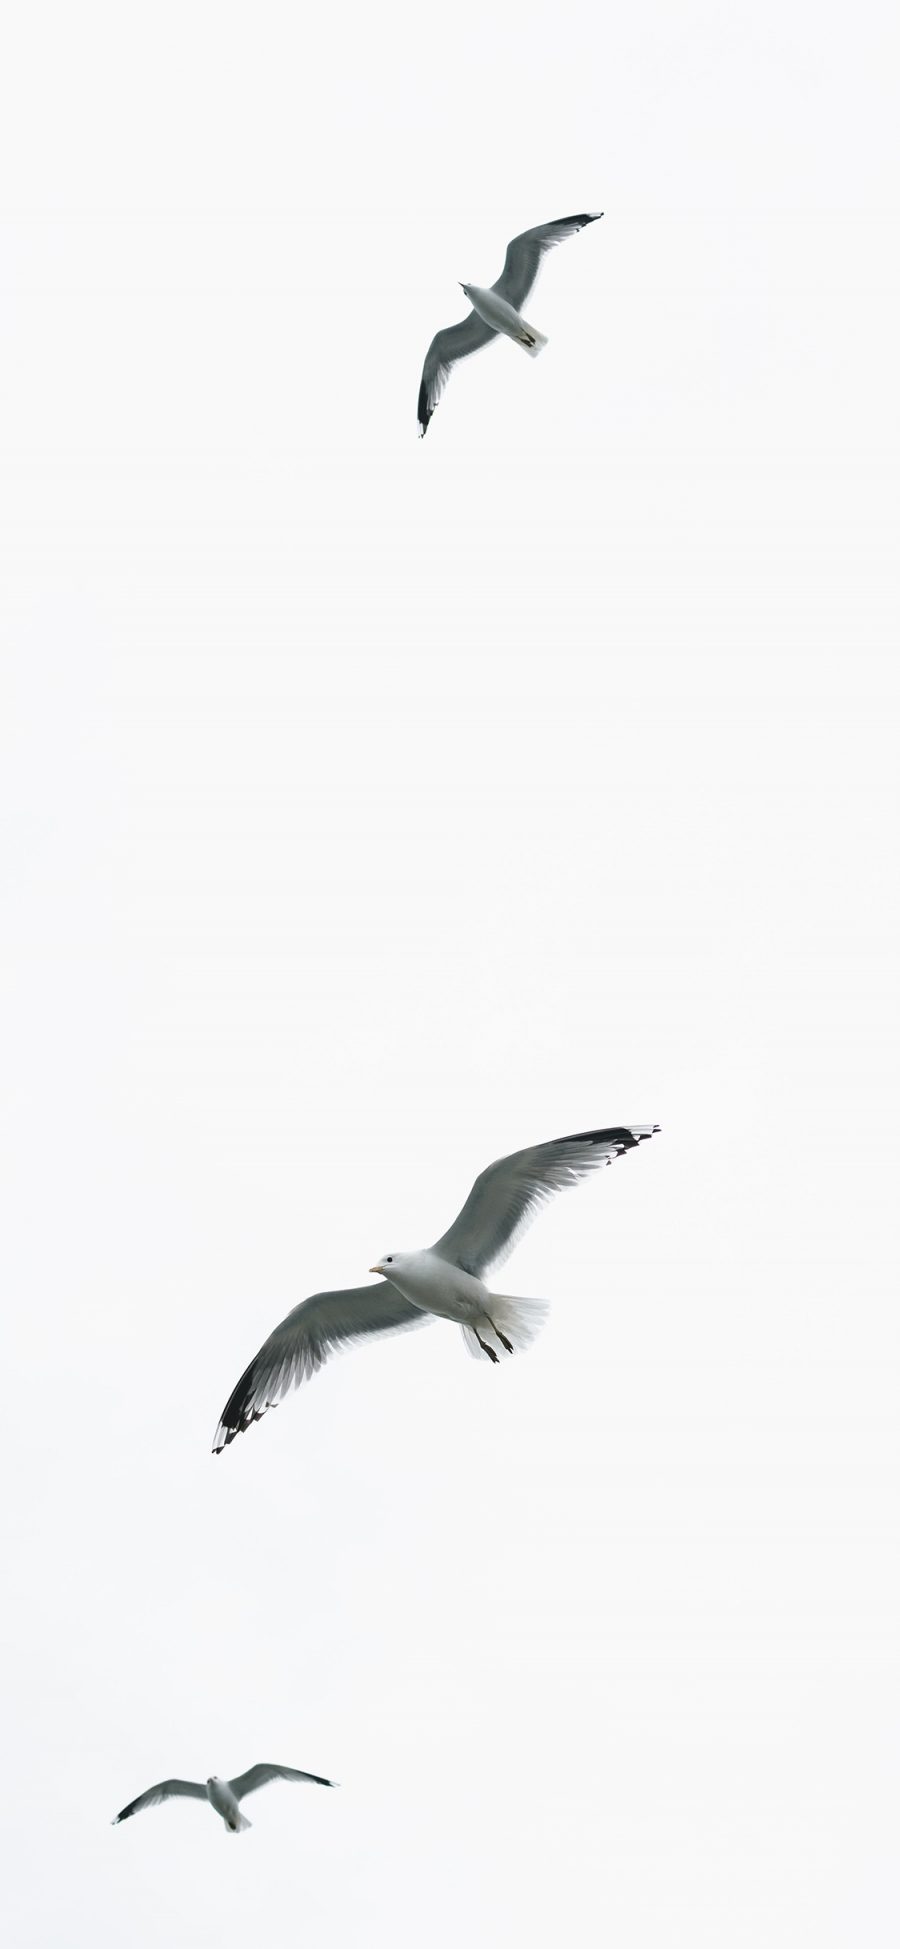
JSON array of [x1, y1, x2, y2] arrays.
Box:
[[417, 381, 432, 438], [560, 1124, 660, 1156], [213, 1391, 279, 1453]]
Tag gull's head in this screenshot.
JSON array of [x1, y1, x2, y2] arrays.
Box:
[[207, 1777, 219, 1786], [369, 1252, 404, 1278], [459, 282, 471, 296]]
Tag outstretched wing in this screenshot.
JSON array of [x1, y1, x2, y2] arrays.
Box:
[[213, 1283, 429, 1451], [229, 1763, 337, 1801], [492, 212, 603, 312], [418, 311, 498, 436], [112, 1779, 206, 1823], [431, 1125, 659, 1279]]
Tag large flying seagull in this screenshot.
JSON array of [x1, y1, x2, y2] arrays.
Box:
[[213, 1124, 658, 1452]]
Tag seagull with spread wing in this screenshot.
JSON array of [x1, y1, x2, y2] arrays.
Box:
[[213, 1124, 658, 1452], [112, 1762, 336, 1833], [417, 212, 603, 436]]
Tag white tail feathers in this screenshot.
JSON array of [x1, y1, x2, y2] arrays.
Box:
[[461, 1294, 549, 1362], [228, 1811, 252, 1833], [516, 319, 548, 357]]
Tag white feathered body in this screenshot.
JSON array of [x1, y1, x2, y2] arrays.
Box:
[[207, 1777, 251, 1832], [382, 1250, 547, 1360], [384, 1250, 485, 1321], [463, 284, 548, 357]]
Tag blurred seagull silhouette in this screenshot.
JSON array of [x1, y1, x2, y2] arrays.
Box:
[[417, 212, 603, 436], [112, 1762, 336, 1833]]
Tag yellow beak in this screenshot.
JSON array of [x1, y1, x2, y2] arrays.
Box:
[[369, 1264, 383, 1275]]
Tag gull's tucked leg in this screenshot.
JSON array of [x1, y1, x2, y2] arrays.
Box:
[[475, 1328, 499, 1362], [484, 1314, 514, 1354], [512, 317, 548, 357]]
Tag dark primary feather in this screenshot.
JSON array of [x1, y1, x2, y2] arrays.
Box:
[[112, 1778, 206, 1823], [213, 1282, 428, 1451], [418, 311, 498, 436], [229, 1762, 337, 1800], [492, 212, 603, 312], [431, 1124, 659, 1279]]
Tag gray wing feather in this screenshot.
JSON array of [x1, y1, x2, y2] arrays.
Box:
[[112, 1779, 206, 1823], [431, 1124, 659, 1279], [418, 311, 498, 436], [229, 1763, 337, 1801], [492, 212, 603, 312], [213, 1283, 428, 1451]]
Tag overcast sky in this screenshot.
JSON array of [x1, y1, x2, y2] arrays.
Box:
[[1, 2, 899, 1944]]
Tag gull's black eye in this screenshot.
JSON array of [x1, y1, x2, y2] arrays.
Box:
[[386, 1256, 392, 1263]]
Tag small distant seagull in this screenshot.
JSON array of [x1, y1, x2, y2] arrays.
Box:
[[214, 1124, 658, 1451], [112, 1762, 336, 1834], [417, 212, 603, 437]]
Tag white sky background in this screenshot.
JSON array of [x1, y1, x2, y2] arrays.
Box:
[[1, 1, 899, 1943]]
